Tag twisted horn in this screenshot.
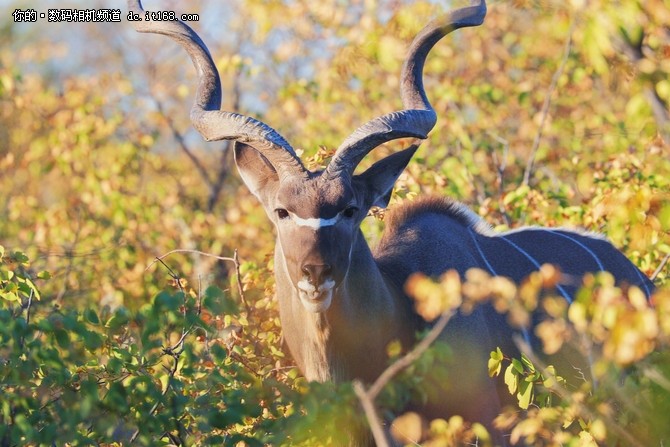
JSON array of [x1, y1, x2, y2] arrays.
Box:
[[326, 0, 486, 177], [127, 0, 307, 179]]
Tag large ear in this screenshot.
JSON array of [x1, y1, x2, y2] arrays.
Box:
[[234, 142, 280, 205], [353, 145, 418, 209]]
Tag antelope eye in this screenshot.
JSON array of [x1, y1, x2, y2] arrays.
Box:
[[342, 206, 358, 218], [276, 208, 290, 220]]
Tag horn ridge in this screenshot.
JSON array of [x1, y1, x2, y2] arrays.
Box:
[[401, 0, 487, 111], [326, 109, 436, 177], [128, 0, 306, 178], [326, 0, 487, 177]]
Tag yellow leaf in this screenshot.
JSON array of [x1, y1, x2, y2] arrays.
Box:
[[391, 412, 424, 444]]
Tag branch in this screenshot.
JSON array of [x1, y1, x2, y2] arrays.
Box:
[[130, 343, 181, 444], [619, 26, 670, 140], [146, 248, 250, 313], [651, 252, 669, 282], [523, 20, 575, 186], [206, 142, 233, 213], [155, 99, 214, 187], [353, 309, 455, 445], [488, 131, 512, 227], [19, 289, 35, 349], [233, 249, 250, 313], [25, 288, 34, 325], [353, 380, 391, 447], [368, 310, 454, 400], [131, 255, 186, 444], [145, 249, 235, 272]]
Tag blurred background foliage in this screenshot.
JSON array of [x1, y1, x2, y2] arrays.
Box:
[[1, 0, 669, 445]]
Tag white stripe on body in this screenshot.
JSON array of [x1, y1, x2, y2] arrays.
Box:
[[469, 228, 532, 346], [498, 235, 573, 303], [516, 228, 652, 297], [525, 228, 605, 271], [469, 228, 499, 277], [631, 262, 653, 297]]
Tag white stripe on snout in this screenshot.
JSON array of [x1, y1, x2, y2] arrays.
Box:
[[297, 279, 316, 293], [298, 278, 336, 292], [292, 214, 341, 229]]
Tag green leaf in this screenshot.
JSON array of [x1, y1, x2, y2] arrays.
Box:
[[106, 307, 130, 330], [0, 291, 20, 302], [84, 308, 99, 325], [18, 277, 41, 300], [153, 290, 182, 312], [488, 347, 503, 377], [511, 358, 524, 374], [520, 354, 535, 373], [1, 269, 14, 281], [10, 251, 29, 264], [203, 285, 239, 316], [209, 404, 244, 428], [54, 329, 70, 349], [504, 363, 519, 395], [517, 380, 534, 410], [106, 356, 124, 375], [83, 331, 103, 351], [211, 343, 228, 363]]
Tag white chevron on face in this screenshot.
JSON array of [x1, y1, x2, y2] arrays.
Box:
[[291, 214, 341, 229]]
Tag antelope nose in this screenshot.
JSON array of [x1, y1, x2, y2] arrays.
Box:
[[301, 264, 332, 286]]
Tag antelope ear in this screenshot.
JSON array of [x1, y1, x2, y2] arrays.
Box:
[[353, 145, 418, 209], [234, 142, 279, 203]]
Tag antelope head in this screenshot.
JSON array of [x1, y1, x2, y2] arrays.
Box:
[[235, 140, 422, 313], [128, 0, 486, 313]]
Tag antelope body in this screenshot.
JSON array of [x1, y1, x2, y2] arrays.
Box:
[[129, 0, 655, 437]]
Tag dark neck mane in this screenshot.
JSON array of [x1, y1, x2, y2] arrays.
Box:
[[382, 196, 493, 241]]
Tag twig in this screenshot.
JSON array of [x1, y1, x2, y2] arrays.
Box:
[[206, 143, 233, 213], [25, 288, 34, 326], [234, 249, 250, 313], [155, 257, 182, 283], [55, 232, 81, 304], [130, 257, 203, 444], [145, 249, 235, 272], [488, 131, 512, 227], [368, 310, 454, 400], [353, 380, 391, 447], [197, 274, 203, 316], [651, 252, 669, 282], [130, 347, 181, 444], [166, 330, 190, 355], [619, 27, 670, 141], [155, 99, 214, 187], [18, 289, 35, 349], [228, 351, 264, 379], [522, 20, 575, 186], [146, 248, 250, 313], [353, 309, 455, 446]]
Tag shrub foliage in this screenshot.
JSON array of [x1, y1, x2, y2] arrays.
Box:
[[1, 0, 669, 445]]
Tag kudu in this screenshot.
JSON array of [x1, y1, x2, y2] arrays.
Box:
[[129, 0, 655, 436]]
